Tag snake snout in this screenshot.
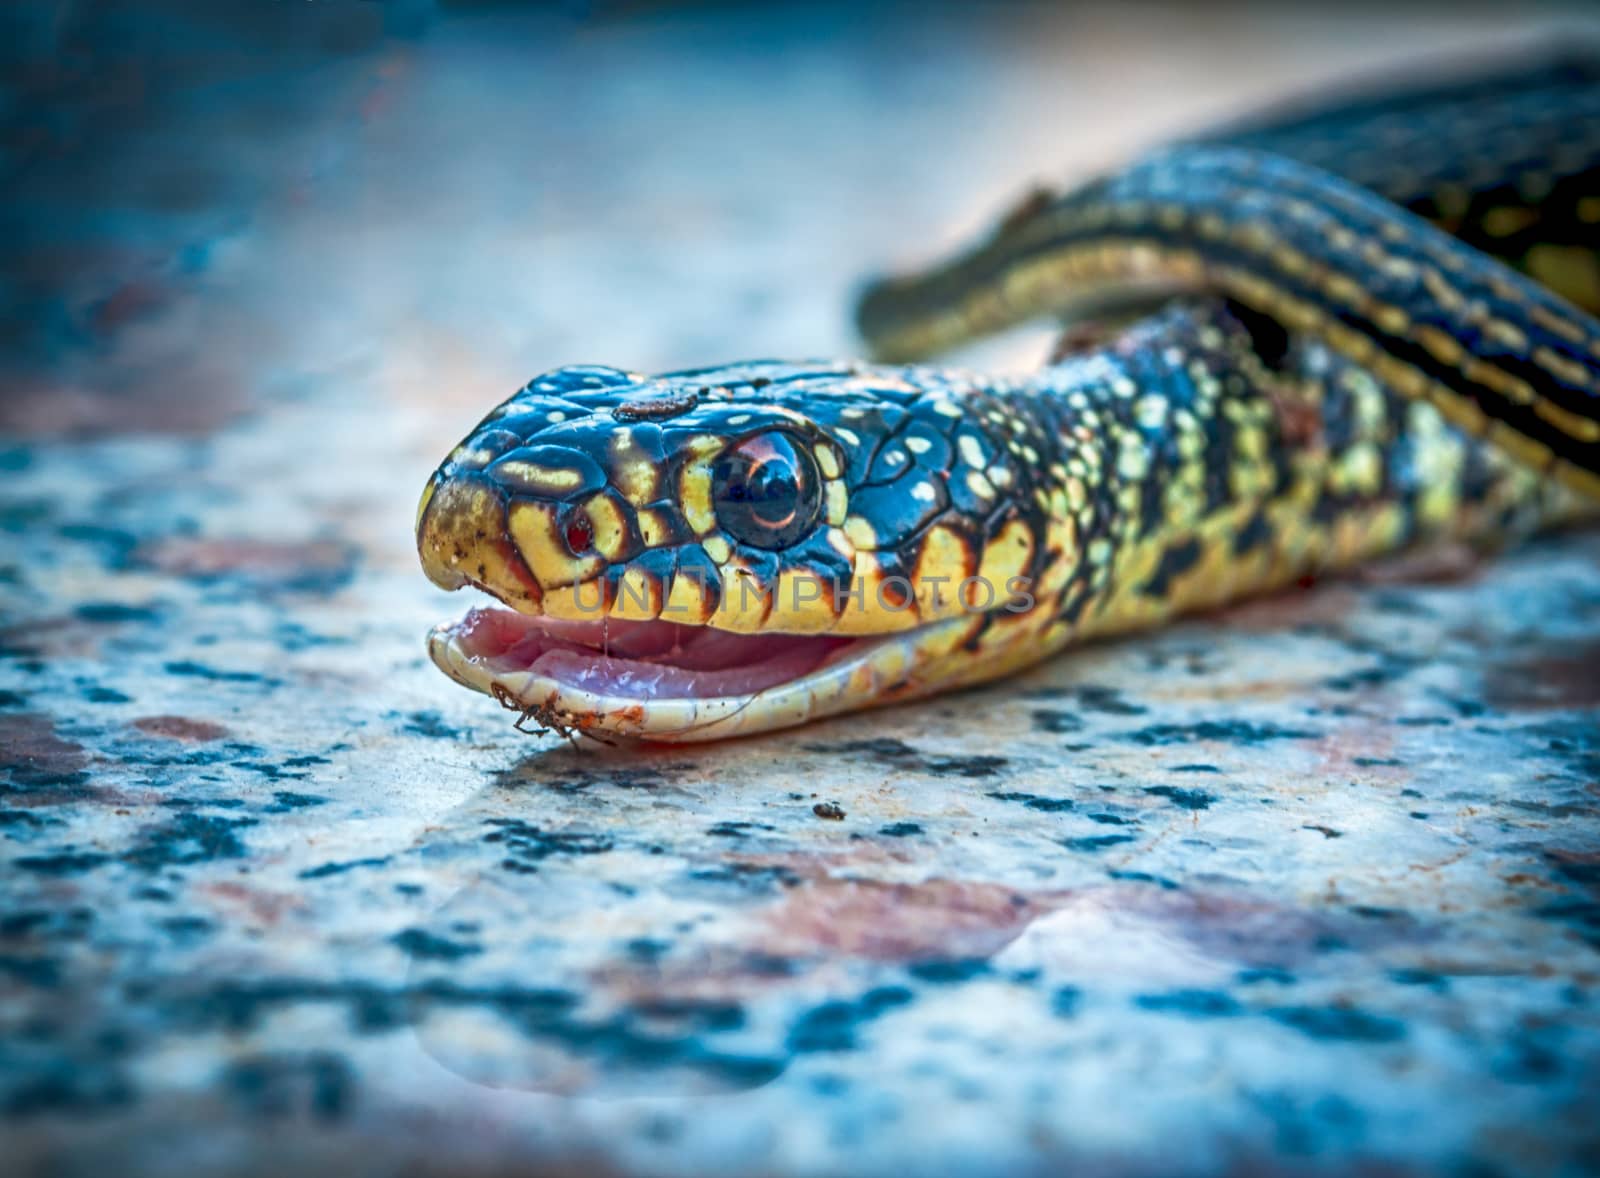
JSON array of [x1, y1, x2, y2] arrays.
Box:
[[415, 473, 546, 610]]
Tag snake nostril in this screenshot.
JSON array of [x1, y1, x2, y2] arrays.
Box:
[[565, 516, 594, 554]]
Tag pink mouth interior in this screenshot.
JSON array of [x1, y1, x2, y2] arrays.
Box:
[[448, 606, 860, 699]]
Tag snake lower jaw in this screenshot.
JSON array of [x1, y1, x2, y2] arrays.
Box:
[[423, 604, 979, 743]]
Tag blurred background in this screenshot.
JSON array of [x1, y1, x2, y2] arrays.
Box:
[[6, 0, 1597, 443]]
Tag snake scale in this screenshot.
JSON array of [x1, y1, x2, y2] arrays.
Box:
[[417, 52, 1600, 742]]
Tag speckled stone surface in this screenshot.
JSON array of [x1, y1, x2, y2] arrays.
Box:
[[4, 4, 1599, 1176]]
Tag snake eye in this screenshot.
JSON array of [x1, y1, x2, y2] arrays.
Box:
[[711, 431, 822, 550]]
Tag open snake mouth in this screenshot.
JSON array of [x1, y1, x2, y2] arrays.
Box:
[[436, 606, 857, 700], [425, 602, 947, 743]]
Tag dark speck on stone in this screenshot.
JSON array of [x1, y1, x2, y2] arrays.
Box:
[[907, 958, 989, 984], [707, 820, 776, 837], [813, 802, 845, 820], [1171, 763, 1221, 773], [1389, 968, 1447, 990], [1030, 708, 1083, 734], [1302, 825, 1344, 839], [808, 738, 918, 761], [299, 857, 390, 880], [1135, 989, 1241, 1017], [163, 661, 270, 683], [16, 851, 112, 875], [74, 601, 161, 624], [222, 1052, 352, 1122], [401, 710, 467, 740], [878, 822, 922, 837], [1071, 685, 1147, 715], [1238, 966, 1296, 985], [484, 818, 614, 870], [124, 812, 256, 870], [1086, 812, 1131, 826], [988, 791, 1073, 812], [1266, 1005, 1406, 1043], [924, 755, 1009, 778], [266, 791, 328, 812], [234, 761, 311, 782], [786, 986, 913, 1054], [1050, 986, 1082, 1018], [1545, 853, 1600, 887], [2, 1050, 137, 1115], [624, 938, 669, 963], [1127, 720, 1316, 746], [1144, 785, 1216, 810], [1060, 834, 1136, 852], [390, 928, 482, 961], [161, 915, 215, 943], [0, 954, 62, 986], [1108, 870, 1179, 889]]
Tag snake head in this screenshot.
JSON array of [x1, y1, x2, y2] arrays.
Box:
[[417, 360, 1053, 741]]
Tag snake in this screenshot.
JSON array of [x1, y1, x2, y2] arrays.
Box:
[[416, 52, 1600, 743]]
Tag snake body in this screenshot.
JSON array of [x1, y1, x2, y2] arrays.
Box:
[[417, 54, 1600, 742]]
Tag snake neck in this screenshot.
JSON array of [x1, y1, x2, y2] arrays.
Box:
[[905, 300, 1576, 698]]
